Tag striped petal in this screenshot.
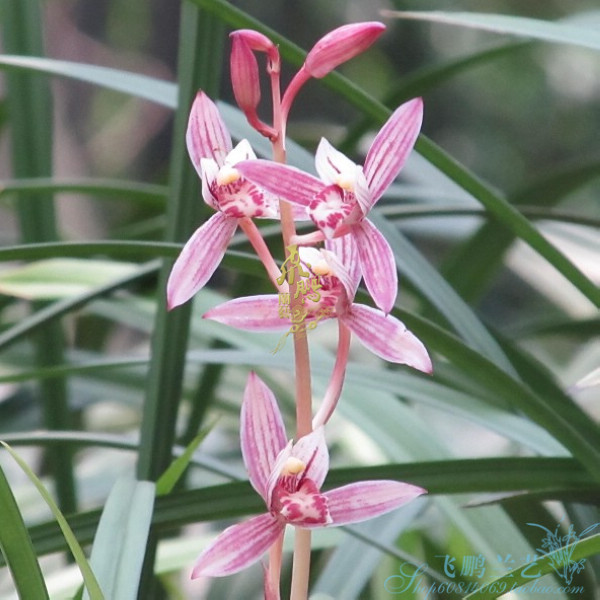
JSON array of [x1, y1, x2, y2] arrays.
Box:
[[353, 219, 397, 314], [167, 212, 237, 310], [340, 304, 432, 373], [315, 137, 360, 185], [325, 235, 361, 300], [324, 480, 426, 526], [241, 373, 288, 502], [236, 159, 324, 207], [363, 98, 423, 209], [186, 91, 233, 175], [293, 427, 329, 489], [203, 295, 288, 331], [191, 513, 283, 578]]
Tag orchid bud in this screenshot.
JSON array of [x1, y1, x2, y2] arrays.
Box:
[[230, 32, 261, 115], [229, 31, 278, 139], [232, 29, 274, 53], [230, 29, 280, 72], [304, 21, 386, 78]]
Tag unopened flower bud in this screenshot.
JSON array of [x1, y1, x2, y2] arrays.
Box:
[[230, 29, 280, 73], [304, 21, 385, 78], [230, 33, 261, 114]]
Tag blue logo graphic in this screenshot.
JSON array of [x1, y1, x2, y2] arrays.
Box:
[[528, 521, 599, 585]]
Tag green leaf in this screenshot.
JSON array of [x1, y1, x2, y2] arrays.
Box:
[[156, 423, 215, 496], [0, 54, 176, 107], [386, 10, 600, 53], [0, 442, 105, 599], [2, 0, 76, 519], [0, 177, 167, 207], [0, 258, 140, 299], [1, 457, 595, 568], [0, 261, 160, 353], [0, 457, 49, 599], [372, 214, 516, 375], [85, 478, 155, 600]]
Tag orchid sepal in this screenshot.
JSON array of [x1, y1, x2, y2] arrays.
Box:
[[186, 91, 232, 174], [167, 212, 238, 310], [241, 373, 288, 501], [340, 303, 432, 373], [324, 480, 426, 526], [191, 513, 283, 578], [353, 219, 398, 314]]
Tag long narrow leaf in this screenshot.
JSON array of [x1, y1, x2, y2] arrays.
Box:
[[386, 10, 600, 53], [0, 442, 104, 599], [0, 459, 49, 599], [0, 54, 176, 107], [84, 478, 155, 600]]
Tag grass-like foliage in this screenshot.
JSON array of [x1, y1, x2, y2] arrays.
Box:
[[0, 1, 599, 598]]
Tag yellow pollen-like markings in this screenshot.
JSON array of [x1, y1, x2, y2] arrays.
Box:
[[311, 260, 332, 277], [335, 173, 355, 192], [216, 165, 241, 186], [280, 457, 306, 476]]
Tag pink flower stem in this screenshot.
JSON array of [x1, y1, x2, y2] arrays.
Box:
[[312, 320, 351, 428], [272, 58, 313, 600], [267, 532, 284, 598], [238, 217, 285, 291]]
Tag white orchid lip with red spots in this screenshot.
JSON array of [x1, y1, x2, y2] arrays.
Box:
[[191, 373, 426, 578], [235, 97, 423, 314], [166, 92, 280, 310]]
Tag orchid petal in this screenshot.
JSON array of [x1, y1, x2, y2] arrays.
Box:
[[225, 139, 257, 166], [319, 248, 357, 303], [266, 440, 293, 506], [324, 480, 426, 526], [241, 373, 288, 501], [167, 212, 237, 310], [191, 513, 283, 578], [186, 92, 233, 174], [353, 219, 397, 313], [200, 158, 220, 210], [363, 98, 423, 208], [325, 235, 361, 299], [236, 159, 324, 207], [341, 304, 433, 372], [354, 167, 372, 216], [315, 137, 360, 186], [304, 22, 386, 78], [203, 295, 288, 331], [293, 427, 329, 489]]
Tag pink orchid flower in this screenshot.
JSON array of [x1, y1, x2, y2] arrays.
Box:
[[203, 240, 432, 373], [166, 91, 281, 310], [192, 373, 426, 577], [235, 98, 423, 314]]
